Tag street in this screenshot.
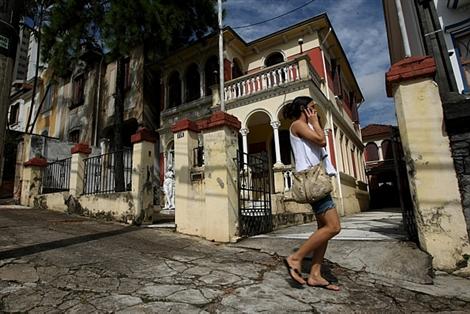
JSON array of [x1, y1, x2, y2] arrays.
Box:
[[1, 206, 470, 313]]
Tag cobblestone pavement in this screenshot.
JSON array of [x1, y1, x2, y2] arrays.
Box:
[[1, 207, 470, 313]]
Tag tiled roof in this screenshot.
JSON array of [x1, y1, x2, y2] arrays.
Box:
[[361, 124, 395, 140]]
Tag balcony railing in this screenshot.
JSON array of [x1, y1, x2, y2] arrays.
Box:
[[282, 165, 294, 192], [224, 59, 301, 102]]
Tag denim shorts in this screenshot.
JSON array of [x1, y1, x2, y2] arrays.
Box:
[[310, 194, 336, 215]]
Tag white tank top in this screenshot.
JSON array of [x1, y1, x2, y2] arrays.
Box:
[[289, 124, 323, 172]]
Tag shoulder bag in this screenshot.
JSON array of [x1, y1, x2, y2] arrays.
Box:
[[291, 163, 333, 204]]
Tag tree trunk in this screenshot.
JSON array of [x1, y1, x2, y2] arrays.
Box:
[[114, 57, 125, 192], [0, 0, 22, 185]]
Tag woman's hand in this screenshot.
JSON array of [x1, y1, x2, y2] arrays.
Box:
[[304, 107, 320, 127]]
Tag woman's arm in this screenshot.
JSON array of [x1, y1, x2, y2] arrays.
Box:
[[293, 121, 326, 147], [292, 107, 326, 147]]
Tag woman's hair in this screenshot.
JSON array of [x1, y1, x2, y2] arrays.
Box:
[[283, 96, 313, 120]]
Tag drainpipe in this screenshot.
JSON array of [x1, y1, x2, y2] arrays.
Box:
[[320, 28, 332, 100], [93, 55, 104, 146], [395, 0, 411, 57]]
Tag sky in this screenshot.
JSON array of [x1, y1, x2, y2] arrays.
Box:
[[223, 0, 397, 127]]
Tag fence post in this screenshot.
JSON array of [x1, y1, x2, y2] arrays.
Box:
[[21, 157, 47, 206], [69, 143, 91, 197], [201, 112, 240, 242], [131, 127, 157, 224], [171, 119, 200, 235]]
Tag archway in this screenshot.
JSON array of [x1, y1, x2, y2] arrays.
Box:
[[168, 71, 181, 108], [185, 63, 200, 102], [204, 56, 218, 95], [265, 52, 284, 67]]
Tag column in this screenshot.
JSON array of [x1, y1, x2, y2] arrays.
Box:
[[202, 112, 240, 242], [271, 120, 282, 167], [69, 143, 92, 197], [377, 141, 384, 161], [200, 67, 205, 98], [163, 76, 169, 110], [386, 56, 469, 271], [21, 157, 48, 206], [130, 127, 157, 224], [171, 119, 201, 236], [180, 74, 185, 105], [240, 127, 249, 165]]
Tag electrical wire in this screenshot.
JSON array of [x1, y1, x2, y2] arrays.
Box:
[[232, 0, 316, 29]]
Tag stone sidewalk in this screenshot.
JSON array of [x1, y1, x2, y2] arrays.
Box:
[[1, 206, 470, 313]]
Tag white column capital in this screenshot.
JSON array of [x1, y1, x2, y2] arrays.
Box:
[[270, 120, 281, 129], [240, 128, 250, 136]]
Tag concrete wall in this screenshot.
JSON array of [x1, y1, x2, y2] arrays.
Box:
[[393, 76, 470, 271]]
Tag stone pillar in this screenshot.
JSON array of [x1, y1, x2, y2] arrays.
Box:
[[200, 67, 205, 98], [201, 112, 241, 242], [377, 142, 384, 161], [171, 119, 201, 236], [271, 120, 282, 167], [210, 84, 220, 108], [131, 128, 157, 224], [21, 157, 47, 206], [297, 55, 310, 80], [240, 127, 249, 165], [386, 56, 470, 271], [69, 143, 92, 197]]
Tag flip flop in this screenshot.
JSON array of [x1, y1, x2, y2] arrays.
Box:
[[283, 258, 305, 285], [307, 281, 340, 291]]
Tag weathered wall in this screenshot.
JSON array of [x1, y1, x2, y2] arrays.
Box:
[[339, 172, 362, 215], [393, 77, 470, 271]]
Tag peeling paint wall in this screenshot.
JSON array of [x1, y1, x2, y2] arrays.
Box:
[[393, 77, 470, 271]]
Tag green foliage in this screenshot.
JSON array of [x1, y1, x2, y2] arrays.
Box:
[[37, 0, 218, 76]]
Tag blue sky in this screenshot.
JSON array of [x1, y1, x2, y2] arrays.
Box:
[[224, 0, 397, 127]]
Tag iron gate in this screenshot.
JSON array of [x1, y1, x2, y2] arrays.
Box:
[[236, 151, 272, 236]]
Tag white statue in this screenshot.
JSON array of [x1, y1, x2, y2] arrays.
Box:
[[163, 168, 175, 210]]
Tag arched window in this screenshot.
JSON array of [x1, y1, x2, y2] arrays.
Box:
[[365, 142, 379, 161], [205, 56, 218, 95], [381, 140, 393, 160], [265, 52, 284, 67], [168, 71, 181, 108], [232, 58, 243, 79], [185, 63, 200, 102]]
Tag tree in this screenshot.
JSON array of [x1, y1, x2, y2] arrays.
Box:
[[39, 0, 218, 192], [0, 0, 24, 186]]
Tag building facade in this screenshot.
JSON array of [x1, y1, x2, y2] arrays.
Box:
[[158, 14, 368, 219], [383, 0, 470, 272], [7, 13, 369, 240]]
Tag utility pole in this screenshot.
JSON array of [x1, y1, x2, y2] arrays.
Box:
[[0, 0, 22, 184], [218, 0, 225, 112]]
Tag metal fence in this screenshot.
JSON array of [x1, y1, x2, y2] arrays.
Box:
[[41, 157, 72, 194], [82, 149, 132, 195]]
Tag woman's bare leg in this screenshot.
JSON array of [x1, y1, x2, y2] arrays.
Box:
[[307, 209, 341, 290], [286, 208, 341, 285]]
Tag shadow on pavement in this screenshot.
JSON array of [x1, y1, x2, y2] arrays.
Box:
[[0, 226, 140, 260]]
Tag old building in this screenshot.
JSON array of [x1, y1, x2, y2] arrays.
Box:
[[9, 13, 369, 242], [159, 14, 368, 226], [383, 0, 470, 272]]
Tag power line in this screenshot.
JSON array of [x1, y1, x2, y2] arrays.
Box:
[[232, 0, 316, 30]]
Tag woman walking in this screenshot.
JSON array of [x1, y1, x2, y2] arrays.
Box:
[[283, 96, 341, 291]]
